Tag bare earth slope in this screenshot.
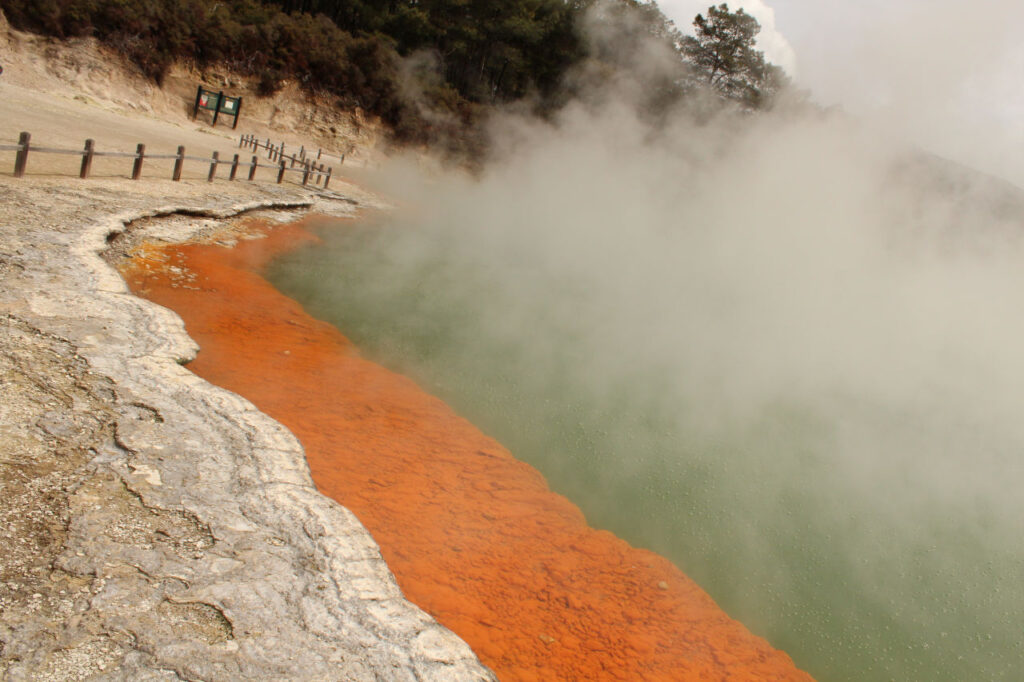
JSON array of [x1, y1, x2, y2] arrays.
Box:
[[0, 20, 493, 681]]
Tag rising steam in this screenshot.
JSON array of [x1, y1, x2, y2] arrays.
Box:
[[271, 8, 1024, 680]]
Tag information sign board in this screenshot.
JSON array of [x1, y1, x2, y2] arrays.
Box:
[[192, 86, 243, 128]]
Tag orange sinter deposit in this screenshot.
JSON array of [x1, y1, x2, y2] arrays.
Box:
[[121, 217, 813, 682]]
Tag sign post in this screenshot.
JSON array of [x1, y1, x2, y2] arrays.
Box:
[[193, 86, 243, 129]]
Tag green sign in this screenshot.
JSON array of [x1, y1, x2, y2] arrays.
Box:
[[193, 86, 243, 128]]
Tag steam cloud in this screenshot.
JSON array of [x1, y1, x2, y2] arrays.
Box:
[[275, 10, 1024, 680], [759, 0, 1024, 186]]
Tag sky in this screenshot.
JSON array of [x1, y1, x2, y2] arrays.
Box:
[[659, 0, 1024, 186]]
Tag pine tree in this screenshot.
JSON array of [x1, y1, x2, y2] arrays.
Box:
[[679, 3, 783, 108]]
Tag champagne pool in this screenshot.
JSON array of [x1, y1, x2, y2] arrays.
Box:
[[267, 212, 1024, 682], [123, 217, 811, 681]]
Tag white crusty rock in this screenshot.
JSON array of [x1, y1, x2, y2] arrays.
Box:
[[0, 176, 495, 681]]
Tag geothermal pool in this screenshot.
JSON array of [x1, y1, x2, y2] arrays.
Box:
[[125, 218, 810, 681], [266, 212, 1024, 682]]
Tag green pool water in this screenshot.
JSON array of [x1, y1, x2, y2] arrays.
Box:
[[267, 214, 1024, 681]]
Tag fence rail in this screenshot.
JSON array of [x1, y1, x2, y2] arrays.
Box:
[[238, 133, 337, 187], [239, 133, 349, 169], [1, 132, 334, 188]]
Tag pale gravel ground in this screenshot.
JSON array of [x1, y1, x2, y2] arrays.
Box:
[[0, 24, 495, 682]]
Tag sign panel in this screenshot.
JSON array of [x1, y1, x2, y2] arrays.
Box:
[[198, 91, 219, 110], [193, 86, 243, 129]]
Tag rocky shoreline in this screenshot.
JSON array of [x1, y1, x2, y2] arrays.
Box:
[[0, 176, 494, 680]]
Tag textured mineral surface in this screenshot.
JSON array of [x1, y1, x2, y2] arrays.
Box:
[[0, 176, 494, 681]]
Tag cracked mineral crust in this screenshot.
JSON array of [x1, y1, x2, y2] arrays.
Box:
[[0, 176, 495, 681]]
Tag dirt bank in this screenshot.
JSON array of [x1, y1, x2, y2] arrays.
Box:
[[0, 9, 387, 171]]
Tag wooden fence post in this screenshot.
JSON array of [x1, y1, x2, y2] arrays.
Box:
[[317, 149, 322, 161], [277, 159, 286, 184], [232, 98, 242, 129], [131, 143, 145, 180], [315, 163, 323, 185], [239, 135, 246, 148], [229, 153, 239, 180], [248, 155, 258, 181], [80, 139, 94, 179], [173, 146, 185, 181], [324, 166, 332, 189], [302, 160, 310, 186], [266, 138, 272, 158], [208, 151, 219, 182], [13, 132, 30, 178]]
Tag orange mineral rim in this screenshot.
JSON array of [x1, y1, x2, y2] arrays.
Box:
[[122, 215, 812, 681]]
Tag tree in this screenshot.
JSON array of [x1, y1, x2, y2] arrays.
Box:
[[679, 3, 784, 108]]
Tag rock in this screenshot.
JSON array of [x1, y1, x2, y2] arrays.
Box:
[[0, 177, 495, 681]]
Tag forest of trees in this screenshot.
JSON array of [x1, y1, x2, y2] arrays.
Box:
[[0, 0, 788, 154]]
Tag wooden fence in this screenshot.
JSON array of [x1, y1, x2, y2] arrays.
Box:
[[0, 132, 334, 188], [240, 134, 348, 169]]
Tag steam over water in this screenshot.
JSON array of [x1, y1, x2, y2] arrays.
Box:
[[269, 108, 1024, 680]]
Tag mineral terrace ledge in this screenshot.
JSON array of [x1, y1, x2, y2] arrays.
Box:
[[0, 175, 495, 681]]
